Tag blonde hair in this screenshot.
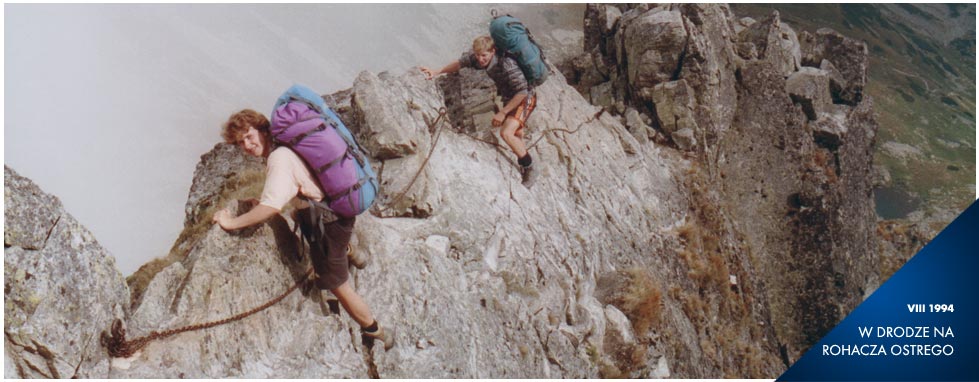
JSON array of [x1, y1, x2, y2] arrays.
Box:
[[472, 35, 495, 54]]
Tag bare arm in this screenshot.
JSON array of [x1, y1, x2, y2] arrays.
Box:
[[213, 204, 279, 231], [420, 60, 462, 79]]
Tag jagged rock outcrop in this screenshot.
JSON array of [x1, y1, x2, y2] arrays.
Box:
[[183, 144, 265, 229], [566, 3, 880, 363], [798, 28, 868, 105], [5, 166, 130, 378]]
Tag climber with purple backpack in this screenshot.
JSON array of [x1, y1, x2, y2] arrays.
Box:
[[213, 84, 394, 350]]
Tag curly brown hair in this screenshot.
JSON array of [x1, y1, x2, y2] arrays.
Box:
[[221, 109, 270, 144]]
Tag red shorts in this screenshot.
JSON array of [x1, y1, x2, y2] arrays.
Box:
[[506, 94, 537, 128]]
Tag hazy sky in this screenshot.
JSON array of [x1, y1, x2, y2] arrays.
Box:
[[5, 4, 582, 275]]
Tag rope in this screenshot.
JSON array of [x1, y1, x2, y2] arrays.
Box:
[[371, 107, 450, 215], [103, 268, 314, 358], [525, 107, 606, 152], [372, 105, 606, 215]]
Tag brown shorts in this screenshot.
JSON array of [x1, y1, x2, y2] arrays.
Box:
[[506, 94, 537, 128], [295, 208, 354, 291]]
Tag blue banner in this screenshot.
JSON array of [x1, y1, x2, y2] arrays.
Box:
[[778, 200, 979, 381]]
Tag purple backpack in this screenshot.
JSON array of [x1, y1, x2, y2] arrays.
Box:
[[269, 85, 378, 218]]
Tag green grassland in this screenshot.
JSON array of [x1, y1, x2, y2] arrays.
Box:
[[732, 4, 976, 219]]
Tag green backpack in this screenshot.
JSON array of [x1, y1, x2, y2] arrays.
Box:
[[489, 14, 550, 88]]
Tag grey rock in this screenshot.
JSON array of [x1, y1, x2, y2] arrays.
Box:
[[734, 17, 756, 34], [650, 79, 697, 135], [675, 4, 740, 149], [116, 202, 367, 378], [441, 67, 497, 135], [623, 107, 653, 142], [584, 4, 624, 54], [4, 166, 130, 379], [4, 167, 63, 250], [651, 356, 671, 378], [799, 28, 868, 105], [872, 164, 892, 187], [373, 151, 441, 219], [590, 81, 615, 108], [626, 114, 658, 144], [819, 59, 847, 104], [810, 112, 849, 151], [715, 59, 878, 363], [604, 7, 623, 34], [566, 52, 607, 90], [786, 67, 833, 121], [671, 128, 698, 151], [618, 7, 687, 90], [352, 70, 442, 159], [183, 143, 265, 228], [603, 305, 636, 345], [737, 11, 801, 76]]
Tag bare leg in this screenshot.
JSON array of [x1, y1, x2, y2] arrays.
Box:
[[331, 280, 374, 327], [500, 117, 528, 158]]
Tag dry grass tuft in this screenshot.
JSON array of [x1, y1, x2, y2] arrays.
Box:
[[619, 268, 665, 336]]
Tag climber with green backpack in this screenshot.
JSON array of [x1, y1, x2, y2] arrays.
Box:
[[420, 13, 550, 188]]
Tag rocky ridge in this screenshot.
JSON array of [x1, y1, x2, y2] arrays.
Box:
[[564, 4, 879, 361], [6, 4, 880, 378]]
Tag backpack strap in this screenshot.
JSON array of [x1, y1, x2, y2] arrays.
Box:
[[273, 118, 327, 147], [316, 146, 354, 175], [323, 176, 372, 206]]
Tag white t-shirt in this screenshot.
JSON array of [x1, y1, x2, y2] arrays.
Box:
[[259, 147, 324, 211]]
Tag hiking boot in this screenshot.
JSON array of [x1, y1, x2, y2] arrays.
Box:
[[347, 243, 369, 270], [362, 324, 396, 351], [520, 164, 537, 188]]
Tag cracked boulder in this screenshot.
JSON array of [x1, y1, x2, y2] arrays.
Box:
[[5, 166, 130, 379], [799, 28, 868, 105], [617, 7, 687, 91], [649, 79, 698, 135], [737, 11, 801, 77], [819, 59, 847, 103], [810, 109, 849, 151], [786, 67, 833, 121], [352, 70, 443, 160]]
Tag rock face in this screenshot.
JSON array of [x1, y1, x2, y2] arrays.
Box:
[[183, 144, 265, 229], [5, 3, 881, 379], [798, 28, 868, 105], [5, 166, 130, 378], [567, 3, 879, 363]]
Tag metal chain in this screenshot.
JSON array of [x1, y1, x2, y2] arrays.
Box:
[[104, 268, 313, 358]]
